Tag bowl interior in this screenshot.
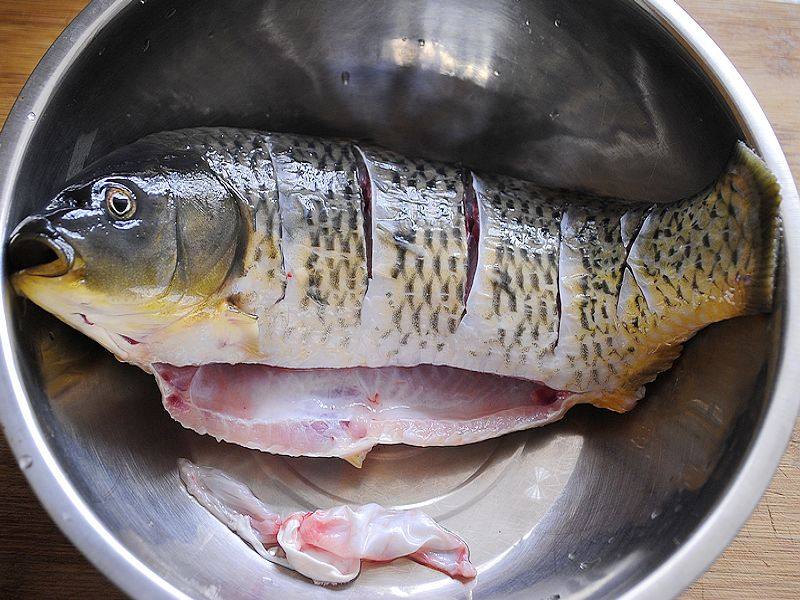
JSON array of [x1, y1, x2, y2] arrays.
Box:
[[6, 0, 782, 598]]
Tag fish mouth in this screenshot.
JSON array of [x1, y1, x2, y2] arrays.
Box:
[[8, 216, 75, 277]]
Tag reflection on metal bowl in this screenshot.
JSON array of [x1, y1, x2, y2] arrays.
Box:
[[0, 1, 798, 598]]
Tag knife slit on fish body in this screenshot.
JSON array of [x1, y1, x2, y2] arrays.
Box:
[[9, 128, 781, 462]]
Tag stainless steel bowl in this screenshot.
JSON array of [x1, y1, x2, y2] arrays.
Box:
[[1, 1, 798, 598]]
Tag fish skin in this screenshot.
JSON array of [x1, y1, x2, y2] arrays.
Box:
[[260, 134, 368, 366], [455, 144, 780, 409], [553, 198, 634, 393], [10, 129, 781, 448], [357, 145, 468, 366], [453, 174, 563, 382]]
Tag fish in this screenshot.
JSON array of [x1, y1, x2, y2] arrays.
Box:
[[178, 459, 476, 584], [9, 128, 781, 463]]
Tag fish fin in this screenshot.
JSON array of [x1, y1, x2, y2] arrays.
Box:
[[606, 145, 780, 405], [584, 385, 645, 413], [733, 142, 781, 314], [615, 342, 686, 408], [588, 344, 683, 412], [342, 448, 371, 468]]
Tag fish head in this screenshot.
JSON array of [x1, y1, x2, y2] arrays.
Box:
[[8, 136, 245, 358]]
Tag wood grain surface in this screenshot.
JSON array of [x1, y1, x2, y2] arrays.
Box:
[[0, 1, 798, 598]]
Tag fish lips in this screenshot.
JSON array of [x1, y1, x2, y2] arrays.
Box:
[[8, 216, 76, 277]]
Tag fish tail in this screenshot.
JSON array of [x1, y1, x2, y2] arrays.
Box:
[[731, 142, 781, 314], [627, 141, 781, 325], [593, 143, 781, 412]]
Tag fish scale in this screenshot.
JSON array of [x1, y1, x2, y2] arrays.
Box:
[[261, 134, 368, 366], [453, 174, 562, 379], [554, 198, 653, 395], [598, 153, 781, 406], [358, 145, 467, 366], [141, 133, 774, 408]]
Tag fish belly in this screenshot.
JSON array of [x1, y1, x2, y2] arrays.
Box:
[[155, 363, 574, 460]]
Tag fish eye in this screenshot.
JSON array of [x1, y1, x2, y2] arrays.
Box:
[[104, 185, 137, 220]]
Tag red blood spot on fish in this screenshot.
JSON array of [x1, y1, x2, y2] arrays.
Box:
[[286, 272, 293, 279], [342, 419, 368, 439], [531, 386, 569, 406], [310, 421, 329, 434], [368, 393, 381, 405], [165, 392, 188, 412], [120, 334, 140, 345], [79, 313, 94, 326], [153, 364, 199, 392]]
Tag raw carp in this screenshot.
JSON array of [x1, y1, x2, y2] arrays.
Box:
[[9, 128, 780, 461]]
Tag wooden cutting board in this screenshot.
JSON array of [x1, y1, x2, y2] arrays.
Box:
[[0, 1, 798, 597]]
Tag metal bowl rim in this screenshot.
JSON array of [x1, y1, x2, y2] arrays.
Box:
[[0, 1, 798, 598]]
